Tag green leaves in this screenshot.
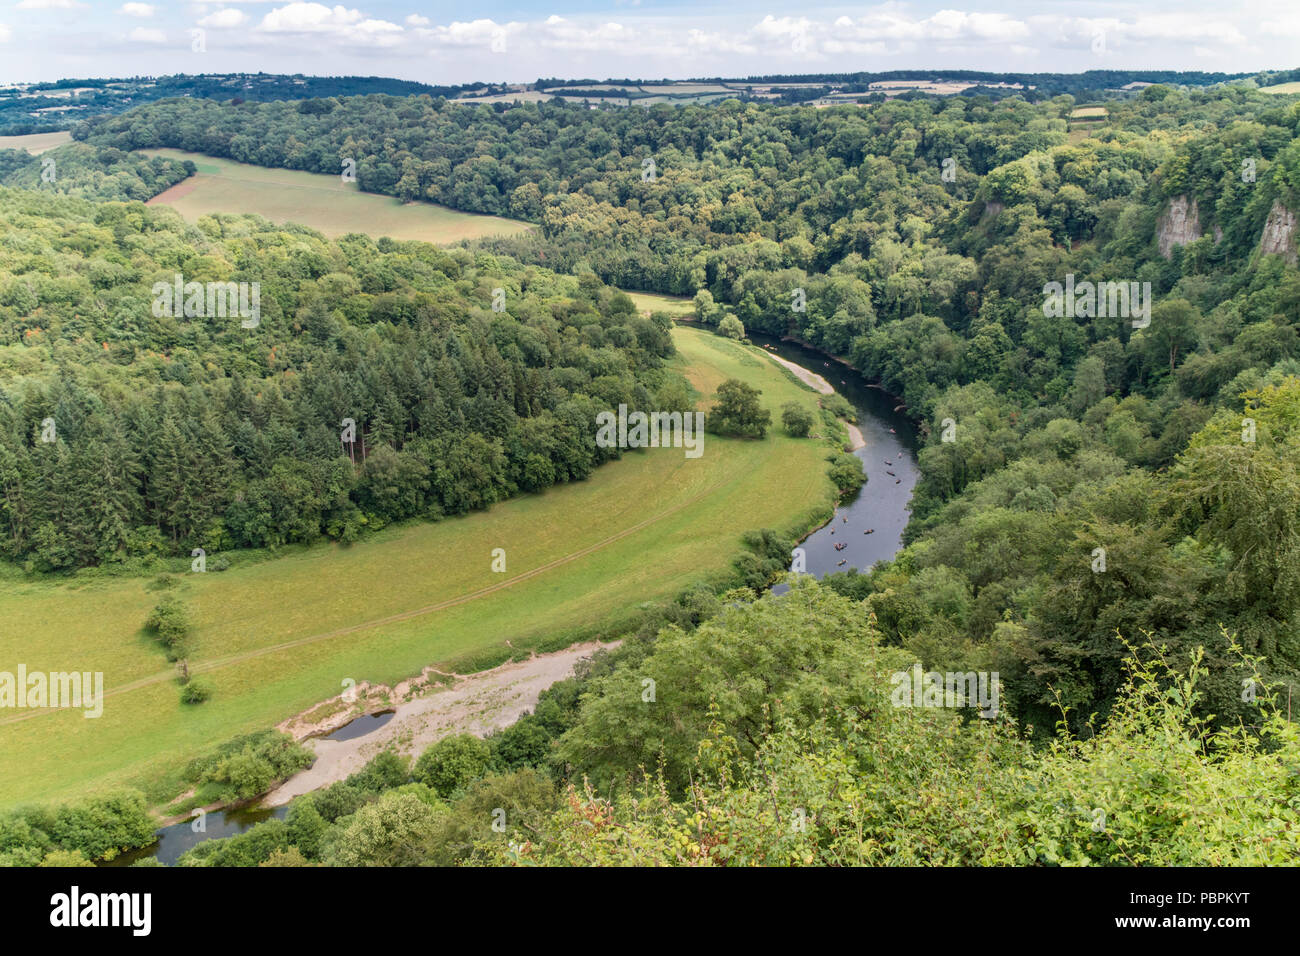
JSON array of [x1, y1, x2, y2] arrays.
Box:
[[708, 377, 771, 438]]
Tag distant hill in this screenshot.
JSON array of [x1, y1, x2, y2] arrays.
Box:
[[0, 73, 477, 134], [6, 68, 1295, 134]]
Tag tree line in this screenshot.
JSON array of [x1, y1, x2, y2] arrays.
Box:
[[0, 188, 683, 570]]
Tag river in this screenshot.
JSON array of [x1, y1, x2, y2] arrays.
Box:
[[746, 333, 919, 581], [106, 334, 916, 864], [105, 805, 289, 867]]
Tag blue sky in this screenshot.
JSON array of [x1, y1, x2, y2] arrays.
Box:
[[1, 1, 1295, 84]]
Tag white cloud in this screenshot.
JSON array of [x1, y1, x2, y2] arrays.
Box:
[[1129, 14, 1245, 44], [128, 26, 167, 43], [0, 22, 10, 42], [198, 9, 249, 28], [824, 9, 1030, 51], [425, 18, 517, 48], [1261, 13, 1300, 37], [685, 27, 756, 57], [3, 4, 1275, 76], [1031, 14, 1244, 51], [537, 16, 633, 52], [256, 3, 402, 45], [930, 10, 1030, 42], [258, 3, 361, 32], [751, 15, 814, 42]]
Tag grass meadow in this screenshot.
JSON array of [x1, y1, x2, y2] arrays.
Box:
[[0, 326, 833, 807], [142, 148, 534, 244]]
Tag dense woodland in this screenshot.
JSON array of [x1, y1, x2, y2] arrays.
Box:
[[0, 189, 691, 571], [77, 86, 1300, 728], [2, 78, 1299, 865], [0, 143, 193, 201], [4, 68, 1280, 136]]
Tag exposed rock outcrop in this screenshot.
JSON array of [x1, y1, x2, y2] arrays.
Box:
[[1157, 195, 1202, 258], [1258, 200, 1298, 265]]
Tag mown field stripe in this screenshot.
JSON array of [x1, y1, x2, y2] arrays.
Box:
[[0, 460, 737, 727]]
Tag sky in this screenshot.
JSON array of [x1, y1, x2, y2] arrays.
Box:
[[0, 1, 1296, 85]]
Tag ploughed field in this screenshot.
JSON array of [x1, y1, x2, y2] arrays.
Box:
[[0, 327, 833, 806], [141, 148, 535, 244]]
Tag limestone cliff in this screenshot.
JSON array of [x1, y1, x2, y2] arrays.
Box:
[[1258, 200, 1298, 265], [1157, 195, 1201, 258]]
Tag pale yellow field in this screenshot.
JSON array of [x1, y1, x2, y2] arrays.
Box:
[[625, 290, 695, 316], [0, 130, 73, 154], [141, 148, 534, 244]]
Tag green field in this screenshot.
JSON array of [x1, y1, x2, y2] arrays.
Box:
[[140, 148, 534, 244], [625, 290, 695, 316], [0, 131, 73, 154], [0, 327, 833, 808]]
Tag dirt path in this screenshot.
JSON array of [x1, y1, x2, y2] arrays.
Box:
[[262, 641, 616, 805], [845, 422, 866, 450]]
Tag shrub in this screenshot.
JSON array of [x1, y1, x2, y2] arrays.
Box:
[[180, 678, 213, 705], [781, 402, 815, 437], [821, 393, 856, 422], [183, 731, 313, 802], [144, 596, 192, 658], [709, 379, 770, 438], [413, 734, 492, 798], [827, 453, 866, 496], [717, 314, 745, 339], [0, 792, 158, 865]]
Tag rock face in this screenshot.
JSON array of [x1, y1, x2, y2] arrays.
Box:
[[1259, 201, 1298, 265], [1157, 195, 1201, 258]]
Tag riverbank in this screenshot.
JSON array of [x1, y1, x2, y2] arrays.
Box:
[[776, 334, 915, 421], [114, 335, 910, 861], [764, 350, 834, 395], [263, 640, 617, 806]]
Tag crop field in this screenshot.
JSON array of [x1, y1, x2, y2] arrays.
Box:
[[0, 130, 72, 154], [140, 148, 534, 244], [0, 326, 832, 807]]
